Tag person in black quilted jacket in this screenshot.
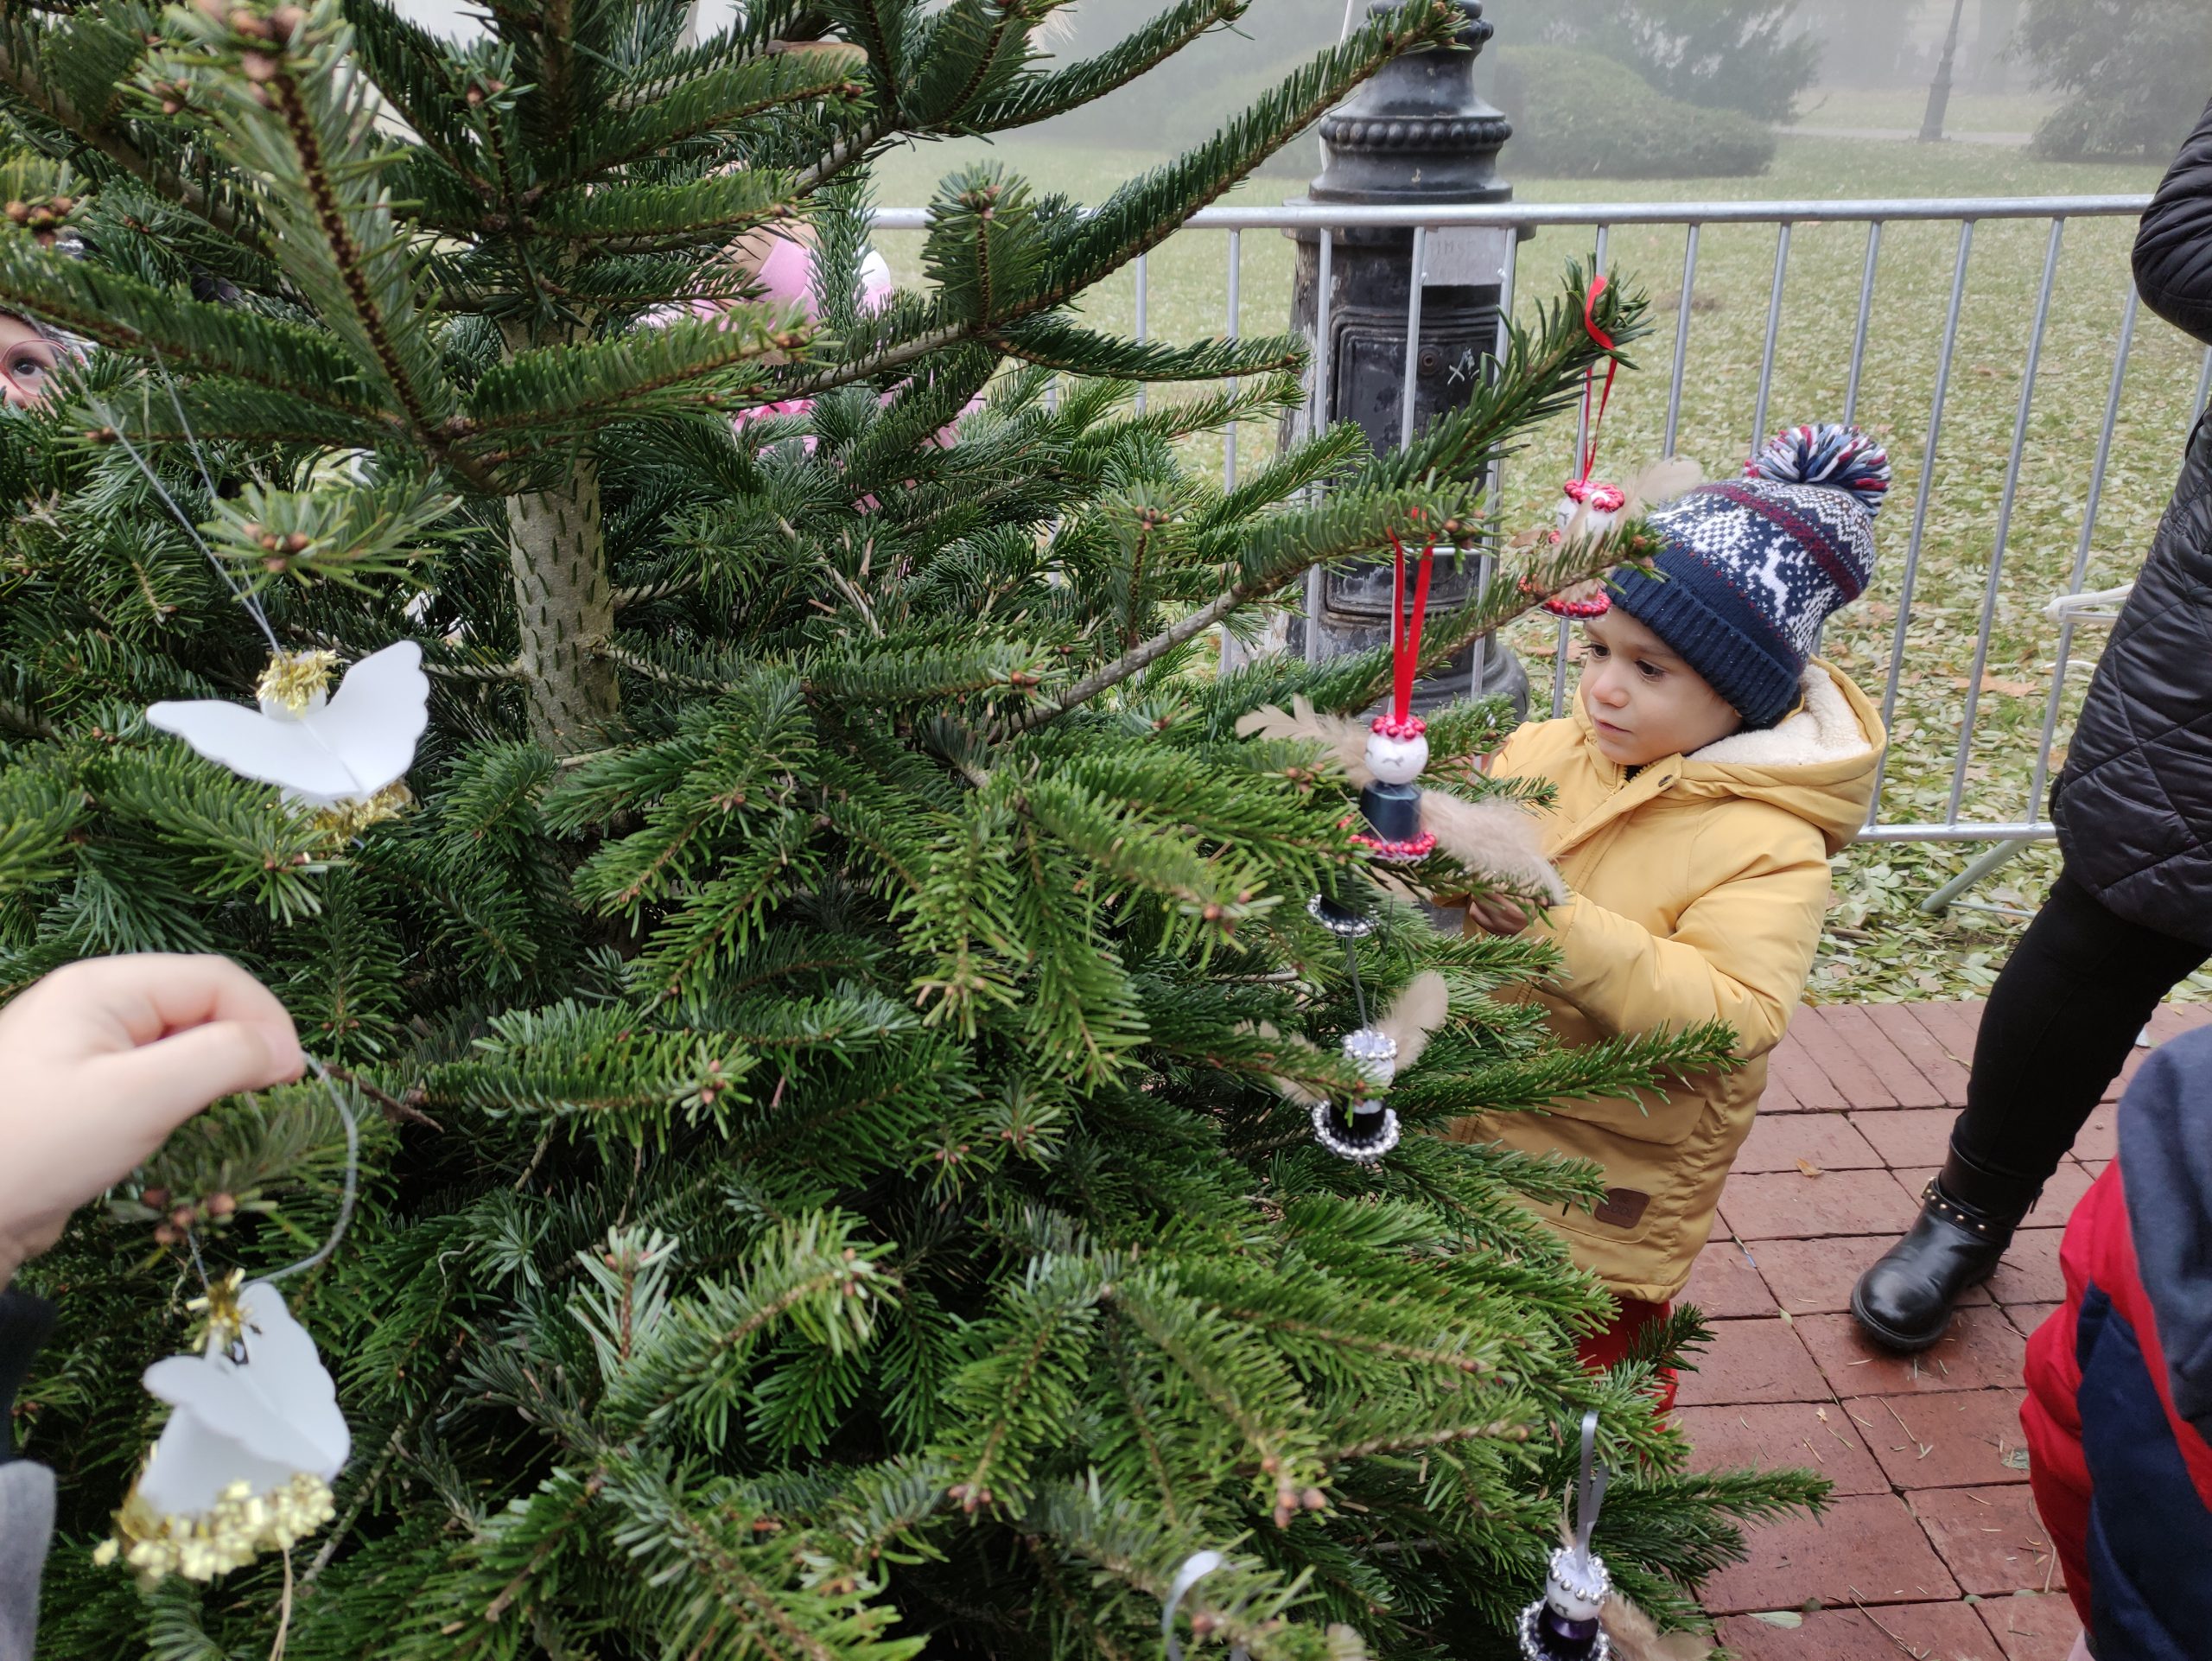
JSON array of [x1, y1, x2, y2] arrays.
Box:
[[1854, 94, 2212, 1352]]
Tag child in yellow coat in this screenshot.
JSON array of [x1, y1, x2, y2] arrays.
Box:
[[1451, 423, 1891, 1384]]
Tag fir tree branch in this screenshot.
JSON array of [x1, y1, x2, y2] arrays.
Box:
[[783, 3, 1461, 398], [462, 309, 800, 440], [0, 250, 376, 418], [790, 118, 885, 195], [963, 0, 1244, 132], [556, 52, 867, 186], [528, 168, 803, 253], [1038, 0, 1463, 307], [894, 0, 1032, 131], [337, 0, 498, 198], [993, 582, 1237, 740], [990, 318, 1306, 383], [1001, 270, 1638, 739], [152, 8, 475, 478], [1323, 1420, 1527, 1462], [0, 15, 270, 258], [614, 0, 825, 111]]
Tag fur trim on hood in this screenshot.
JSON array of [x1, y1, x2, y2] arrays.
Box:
[[1692, 664, 1875, 768]]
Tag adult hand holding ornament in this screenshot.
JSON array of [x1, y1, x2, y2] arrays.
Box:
[[0, 954, 361, 1659], [94, 1052, 359, 1586], [0, 395, 415, 1607]]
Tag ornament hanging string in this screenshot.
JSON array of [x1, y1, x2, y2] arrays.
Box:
[[1341, 931, 1369, 1029], [1569, 1407, 1608, 1567], [93, 396, 283, 657], [181, 1057, 360, 1306], [1386, 528, 1437, 724], [267, 1057, 360, 1284], [95, 394, 390, 811], [146, 346, 226, 533], [1574, 276, 1620, 488]]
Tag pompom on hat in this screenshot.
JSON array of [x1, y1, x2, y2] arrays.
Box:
[[1607, 422, 1891, 729]]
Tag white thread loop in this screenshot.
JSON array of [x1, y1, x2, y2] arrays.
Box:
[[1162, 1550, 1250, 1661]]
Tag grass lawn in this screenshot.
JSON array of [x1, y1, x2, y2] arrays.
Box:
[[1787, 87, 2061, 136], [863, 133, 2202, 1003]]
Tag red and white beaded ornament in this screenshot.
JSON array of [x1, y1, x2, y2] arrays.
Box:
[[1350, 526, 1440, 862], [1531, 275, 1629, 620]]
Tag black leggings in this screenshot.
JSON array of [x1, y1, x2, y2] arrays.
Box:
[[1948, 869, 2208, 1192]]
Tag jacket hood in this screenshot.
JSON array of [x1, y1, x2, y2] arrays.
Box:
[[2118, 1026, 2212, 1441], [1568, 661, 1885, 856]]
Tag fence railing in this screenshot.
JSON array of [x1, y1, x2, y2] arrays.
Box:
[[873, 195, 2212, 853]]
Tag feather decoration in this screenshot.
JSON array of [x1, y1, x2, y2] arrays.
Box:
[[1552, 1454, 1713, 1661], [1374, 971, 1449, 1073], [1540, 455, 1709, 620], [1420, 792, 1566, 906], [1247, 1021, 1325, 1109], [1621, 455, 1704, 517], [1599, 1595, 1713, 1661], [1556, 455, 1706, 545], [1236, 696, 1372, 784]]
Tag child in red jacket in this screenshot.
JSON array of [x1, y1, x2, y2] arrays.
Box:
[[2020, 1026, 2212, 1661]]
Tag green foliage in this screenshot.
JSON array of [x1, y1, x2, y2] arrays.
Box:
[[2020, 0, 2212, 162], [1534, 0, 1821, 124], [0, 0, 1815, 1655], [1491, 46, 1777, 180]]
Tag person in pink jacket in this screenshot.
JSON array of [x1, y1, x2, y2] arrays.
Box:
[[645, 219, 975, 463]]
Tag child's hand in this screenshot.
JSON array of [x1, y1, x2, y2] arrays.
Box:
[[1467, 895, 1534, 936], [0, 954, 302, 1287]]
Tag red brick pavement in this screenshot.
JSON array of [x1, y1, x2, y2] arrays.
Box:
[[1682, 998, 2212, 1651]]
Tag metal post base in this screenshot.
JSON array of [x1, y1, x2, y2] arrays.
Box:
[[1919, 837, 2034, 915]]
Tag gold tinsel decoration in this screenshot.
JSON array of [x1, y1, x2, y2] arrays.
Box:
[[185, 1268, 249, 1354], [310, 780, 413, 841], [93, 1472, 337, 1586], [253, 649, 340, 714]]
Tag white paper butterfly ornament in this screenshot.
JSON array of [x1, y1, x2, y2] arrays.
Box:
[[146, 642, 430, 836], [97, 1058, 361, 1584], [95, 1273, 350, 1584]]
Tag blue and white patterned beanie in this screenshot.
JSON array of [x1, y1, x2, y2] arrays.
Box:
[[1609, 423, 1891, 729]]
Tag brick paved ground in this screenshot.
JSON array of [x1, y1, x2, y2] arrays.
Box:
[[1685, 999, 2212, 1657]]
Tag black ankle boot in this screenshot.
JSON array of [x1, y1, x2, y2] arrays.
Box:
[[1850, 1149, 2037, 1352]]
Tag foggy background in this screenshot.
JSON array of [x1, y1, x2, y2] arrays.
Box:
[[377, 2, 2204, 191]]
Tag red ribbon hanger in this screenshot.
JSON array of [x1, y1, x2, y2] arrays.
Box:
[[1575, 273, 1620, 487], [1385, 527, 1436, 726]]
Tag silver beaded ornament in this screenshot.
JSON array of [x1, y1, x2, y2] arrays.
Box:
[[1519, 1411, 1615, 1661]]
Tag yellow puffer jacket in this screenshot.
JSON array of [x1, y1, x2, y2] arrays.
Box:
[[1447, 661, 1885, 1302]]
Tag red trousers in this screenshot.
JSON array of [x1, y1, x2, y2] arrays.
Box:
[[1577, 1297, 1679, 1412]]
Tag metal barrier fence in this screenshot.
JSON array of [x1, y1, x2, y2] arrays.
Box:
[[874, 196, 2212, 855]]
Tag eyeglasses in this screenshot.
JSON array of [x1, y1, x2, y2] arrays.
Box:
[[0, 336, 60, 405]]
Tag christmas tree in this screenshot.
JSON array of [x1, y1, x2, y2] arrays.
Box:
[[0, 2, 1818, 1655]]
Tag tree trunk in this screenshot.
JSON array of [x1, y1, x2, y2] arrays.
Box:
[[506, 468, 618, 751], [499, 323, 619, 753]]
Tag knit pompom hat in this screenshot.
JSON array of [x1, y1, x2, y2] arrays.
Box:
[[1608, 423, 1891, 729]]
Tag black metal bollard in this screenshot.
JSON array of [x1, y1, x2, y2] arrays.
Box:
[[1282, 0, 1527, 720]]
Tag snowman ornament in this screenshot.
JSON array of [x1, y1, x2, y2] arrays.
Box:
[[1274, 973, 1450, 1167], [1351, 710, 1436, 865]]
